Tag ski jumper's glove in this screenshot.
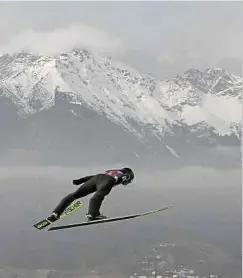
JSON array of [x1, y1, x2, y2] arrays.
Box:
[[73, 179, 81, 185]]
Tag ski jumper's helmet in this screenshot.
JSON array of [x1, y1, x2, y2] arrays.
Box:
[[120, 167, 135, 185]]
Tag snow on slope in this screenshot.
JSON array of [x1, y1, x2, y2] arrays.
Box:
[[157, 69, 242, 136], [0, 49, 242, 139]]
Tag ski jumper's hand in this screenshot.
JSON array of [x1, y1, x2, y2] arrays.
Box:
[[73, 179, 81, 185]]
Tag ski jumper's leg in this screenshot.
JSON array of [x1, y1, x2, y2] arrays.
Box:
[[88, 174, 115, 217], [52, 177, 97, 216]]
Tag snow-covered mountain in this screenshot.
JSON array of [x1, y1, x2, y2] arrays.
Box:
[[0, 49, 241, 166]]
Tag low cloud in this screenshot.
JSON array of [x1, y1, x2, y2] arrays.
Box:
[[158, 3, 242, 76], [0, 23, 125, 56]]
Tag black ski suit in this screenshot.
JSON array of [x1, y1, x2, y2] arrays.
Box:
[[52, 173, 119, 217]]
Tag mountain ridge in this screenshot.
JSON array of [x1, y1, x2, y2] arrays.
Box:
[[0, 49, 241, 167]]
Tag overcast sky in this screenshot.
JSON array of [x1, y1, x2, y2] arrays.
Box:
[[0, 1, 241, 77]]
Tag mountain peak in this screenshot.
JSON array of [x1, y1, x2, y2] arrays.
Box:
[[0, 50, 241, 141]]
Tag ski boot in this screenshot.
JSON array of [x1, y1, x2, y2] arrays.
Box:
[[47, 212, 59, 223], [86, 213, 107, 222]]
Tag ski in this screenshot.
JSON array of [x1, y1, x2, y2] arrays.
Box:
[[48, 205, 172, 231]]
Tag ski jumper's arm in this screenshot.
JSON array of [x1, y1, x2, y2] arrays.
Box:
[[73, 175, 94, 185]]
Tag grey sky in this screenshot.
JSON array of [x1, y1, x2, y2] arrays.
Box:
[[0, 1, 241, 77]]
